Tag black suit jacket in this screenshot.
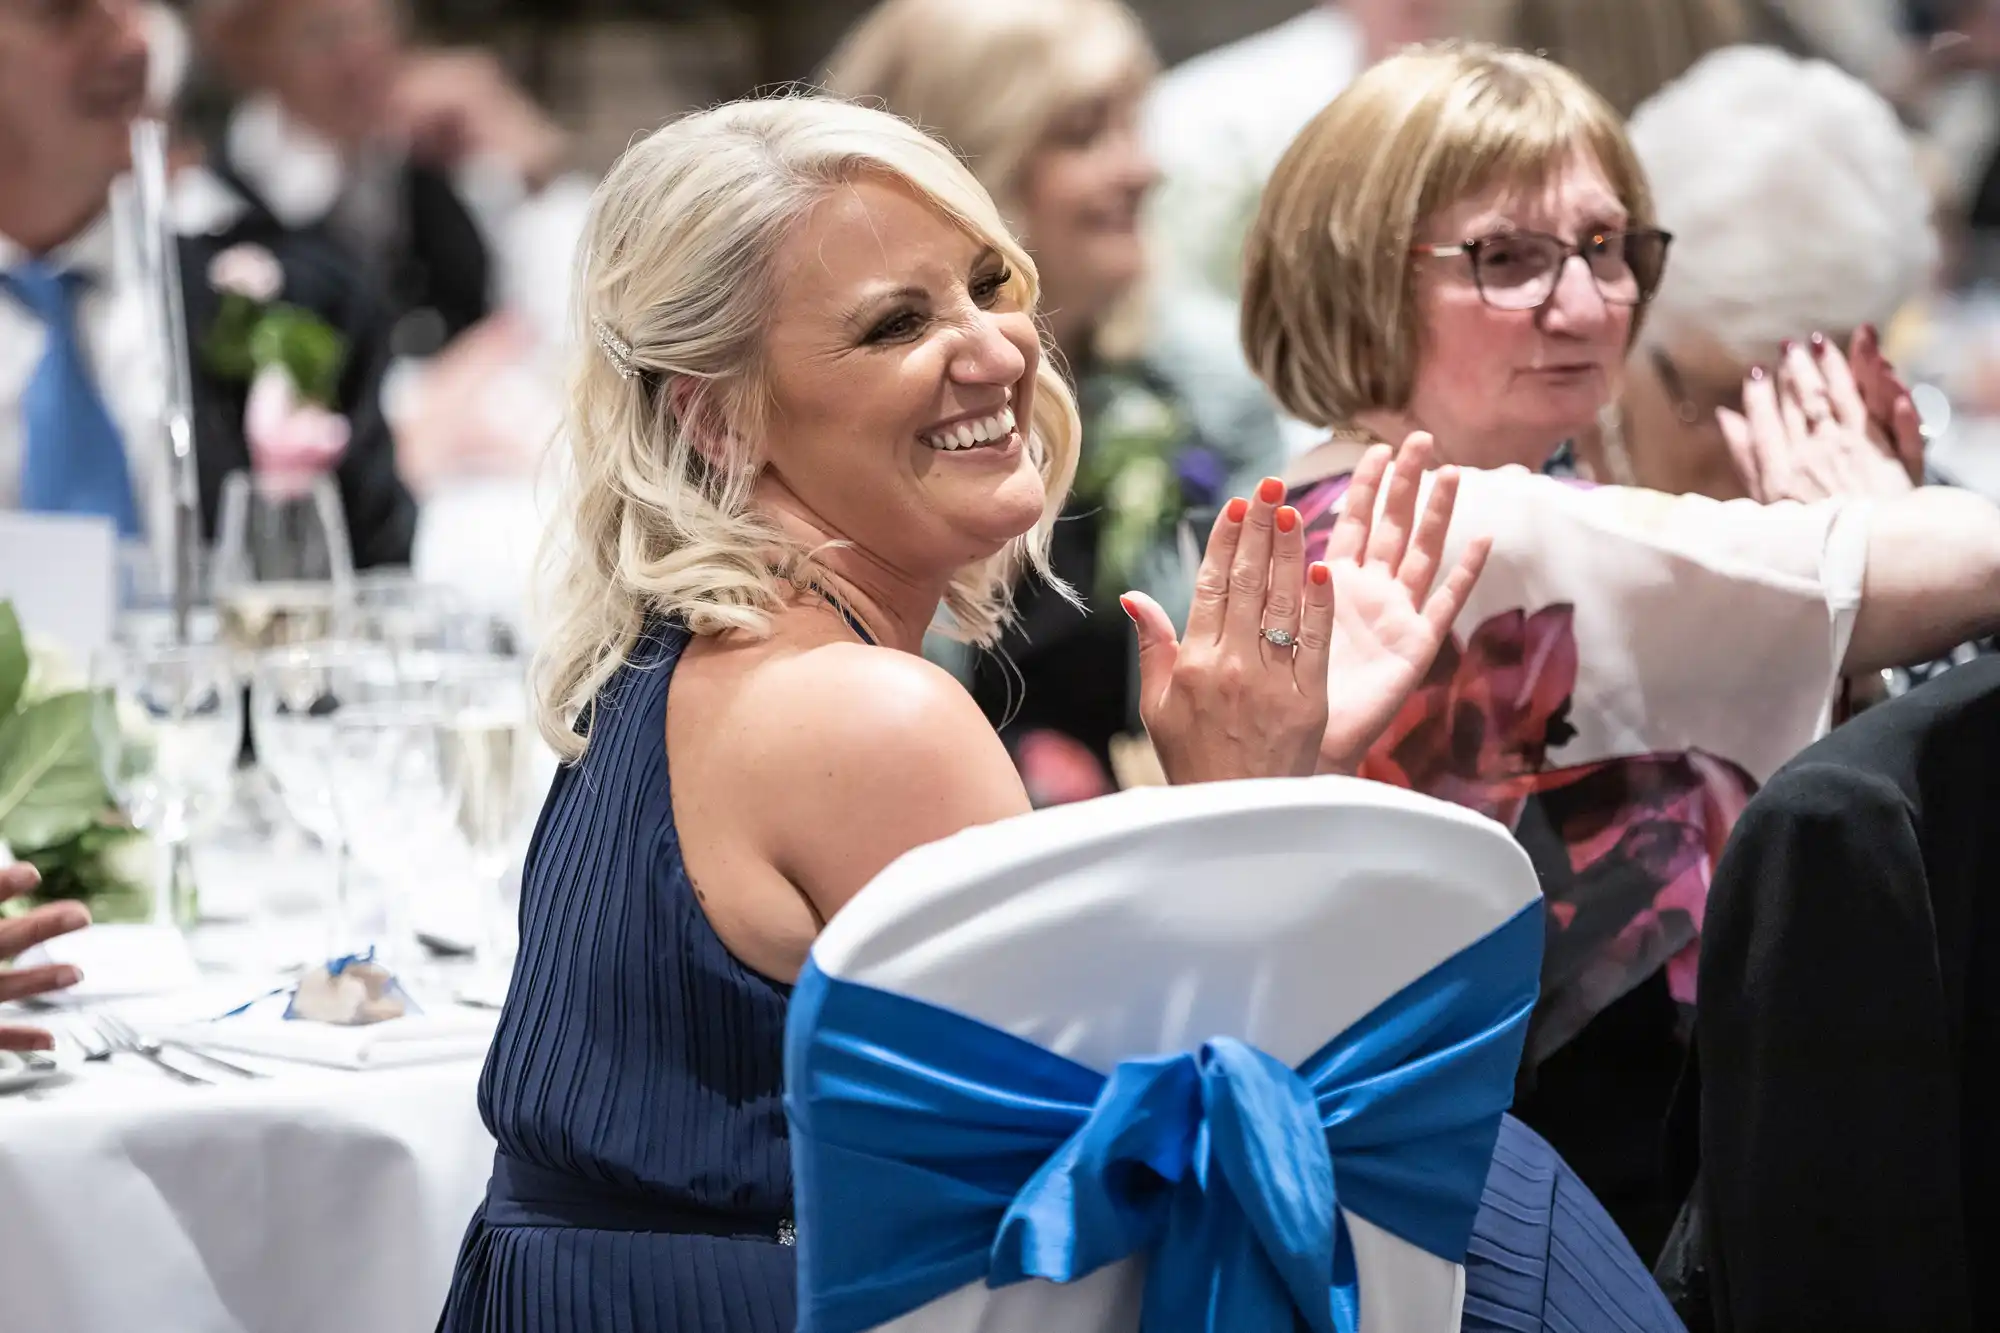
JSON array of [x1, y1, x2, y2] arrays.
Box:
[[1687, 657, 2000, 1331], [177, 215, 415, 569], [208, 151, 491, 350]]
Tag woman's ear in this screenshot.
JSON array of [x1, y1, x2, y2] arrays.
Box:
[[667, 375, 739, 470]]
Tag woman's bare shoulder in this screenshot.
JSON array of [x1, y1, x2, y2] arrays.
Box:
[[707, 638, 1032, 919]]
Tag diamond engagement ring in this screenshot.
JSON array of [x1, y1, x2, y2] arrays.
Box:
[[1261, 627, 1298, 649]]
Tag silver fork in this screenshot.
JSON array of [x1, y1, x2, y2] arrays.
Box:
[[89, 1014, 212, 1086], [95, 1013, 271, 1081]]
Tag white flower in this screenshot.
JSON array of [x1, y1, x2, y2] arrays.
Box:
[[207, 243, 284, 304], [98, 831, 161, 894], [20, 634, 86, 706]]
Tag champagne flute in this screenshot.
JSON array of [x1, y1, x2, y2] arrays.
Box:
[[249, 642, 408, 955], [435, 654, 536, 975], [214, 470, 355, 834], [92, 643, 242, 928]]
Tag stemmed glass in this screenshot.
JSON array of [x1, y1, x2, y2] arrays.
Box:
[[212, 471, 355, 656], [91, 642, 243, 928], [250, 641, 428, 956], [434, 653, 537, 979]]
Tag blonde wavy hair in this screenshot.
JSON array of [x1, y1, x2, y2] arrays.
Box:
[[823, 0, 1158, 361], [823, 0, 1155, 218], [536, 95, 1082, 760], [1459, 0, 1749, 119], [1241, 41, 1656, 428]]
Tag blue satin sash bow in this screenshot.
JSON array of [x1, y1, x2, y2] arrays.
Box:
[[784, 901, 1542, 1333]]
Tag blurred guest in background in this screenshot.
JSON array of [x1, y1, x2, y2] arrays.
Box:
[[0, 0, 413, 571], [1244, 39, 2000, 1256], [826, 0, 1225, 796], [196, 0, 491, 351], [1758, 0, 2000, 255], [1584, 45, 1934, 502], [1598, 45, 1997, 701], [193, 0, 591, 639], [1460, 0, 1750, 117], [194, 0, 589, 354], [1142, 0, 1459, 478]]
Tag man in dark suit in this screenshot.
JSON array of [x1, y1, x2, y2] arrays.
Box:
[[1669, 656, 2000, 1331], [193, 0, 576, 356], [0, 0, 413, 569]]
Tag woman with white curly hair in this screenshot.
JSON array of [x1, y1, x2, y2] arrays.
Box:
[[433, 93, 1488, 1331], [1573, 44, 1992, 700], [1572, 44, 1937, 503]]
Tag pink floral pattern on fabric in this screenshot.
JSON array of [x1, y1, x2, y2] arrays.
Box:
[[1291, 473, 1757, 1033]]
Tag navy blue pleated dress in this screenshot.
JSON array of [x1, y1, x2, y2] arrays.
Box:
[[438, 615, 1676, 1331], [439, 622, 799, 1332]]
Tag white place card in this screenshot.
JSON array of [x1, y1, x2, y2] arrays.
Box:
[[0, 511, 117, 657], [17, 923, 202, 1002]]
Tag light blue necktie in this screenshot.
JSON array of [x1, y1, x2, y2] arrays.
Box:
[[4, 260, 141, 537]]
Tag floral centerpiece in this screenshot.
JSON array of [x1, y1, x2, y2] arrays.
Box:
[[201, 243, 353, 492], [0, 603, 153, 923]]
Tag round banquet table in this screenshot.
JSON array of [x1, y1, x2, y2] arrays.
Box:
[[0, 1031, 495, 1333], [0, 825, 505, 1333]]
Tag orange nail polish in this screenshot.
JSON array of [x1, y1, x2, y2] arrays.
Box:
[[1257, 477, 1285, 504], [1276, 506, 1298, 533], [1309, 563, 1331, 586], [1225, 497, 1249, 522]]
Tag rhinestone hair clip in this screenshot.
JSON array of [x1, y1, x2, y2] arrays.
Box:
[[593, 318, 638, 380]]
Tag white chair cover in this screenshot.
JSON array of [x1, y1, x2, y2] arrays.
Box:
[[796, 775, 1542, 1333]]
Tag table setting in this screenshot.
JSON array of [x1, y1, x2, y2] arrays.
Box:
[[0, 471, 552, 1331]]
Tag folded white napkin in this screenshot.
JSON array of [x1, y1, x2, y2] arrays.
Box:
[[167, 996, 498, 1070]]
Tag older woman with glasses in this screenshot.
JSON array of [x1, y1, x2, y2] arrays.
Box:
[[1245, 40, 2000, 1260]]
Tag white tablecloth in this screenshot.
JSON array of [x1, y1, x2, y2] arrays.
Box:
[[0, 1044, 495, 1333]]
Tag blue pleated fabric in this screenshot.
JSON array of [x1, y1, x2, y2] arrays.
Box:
[[438, 622, 798, 1333], [1462, 1117, 1686, 1333]]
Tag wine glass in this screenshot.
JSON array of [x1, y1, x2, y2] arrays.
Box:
[[212, 471, 355, 659], [215, 470, 357, 835], [434, 653, 537, 976], [250, 641, 421, 955], [92, 642, 242, 928]]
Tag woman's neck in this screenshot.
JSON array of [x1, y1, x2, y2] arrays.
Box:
[[756, 481, 948, 654], [799, 556, 941, 655]]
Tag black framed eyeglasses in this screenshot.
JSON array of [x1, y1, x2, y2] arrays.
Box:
[[1412, 227, 1673, 311]]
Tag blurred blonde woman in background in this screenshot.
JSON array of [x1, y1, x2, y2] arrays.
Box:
[[437, 91, 1484, 1331], [826, 0, 1242, 801], [1461, 0, 1751, 117]]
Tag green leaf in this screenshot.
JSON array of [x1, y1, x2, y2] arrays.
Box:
[[199, 292, 262, 381], [250, 305, 349, 407], [0, 601, 25, 719], [0, 690, 112, 851]]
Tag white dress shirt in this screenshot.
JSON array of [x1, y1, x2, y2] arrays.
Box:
[[1142, 6, 1363, 465]]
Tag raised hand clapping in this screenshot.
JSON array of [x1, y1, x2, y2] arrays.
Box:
[[1122, 434, 1488, 786]]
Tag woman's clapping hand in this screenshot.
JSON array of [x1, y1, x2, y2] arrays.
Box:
[[1719, 329, 1923, 503], [1122, 434, 1488, 786]]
